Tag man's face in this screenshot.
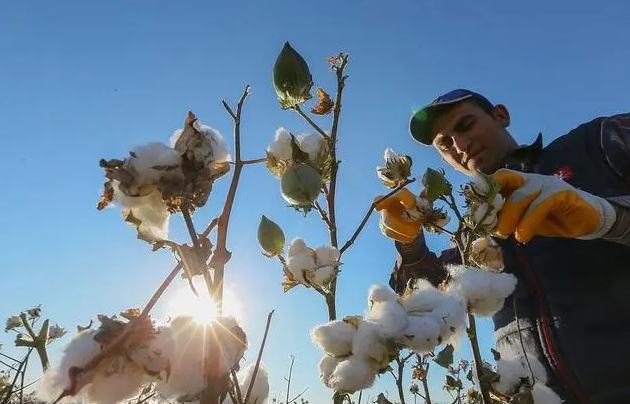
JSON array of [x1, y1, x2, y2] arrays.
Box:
[[430, 101, 515, 176]]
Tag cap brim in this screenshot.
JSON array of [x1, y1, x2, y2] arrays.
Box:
[[409, 94, 475, 145]]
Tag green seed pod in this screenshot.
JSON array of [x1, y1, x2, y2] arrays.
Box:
[[422, 168, 453, 202], [257, 215, 285, 257], [273, 42, 313, 109], [280, 164, 322, 207]]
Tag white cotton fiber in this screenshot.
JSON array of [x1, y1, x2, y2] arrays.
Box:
[[430, 293, 467, 348], [314, 246, 340, 266], [311, 266, 335, 286], [129, 142, 182, 186], [296, 132, 327, 163], [352, 321, 388, 367], [287, 253, 316, 283], [401, 315, 442, 353], [401, 279, 447, 315], [531, 383, 563, 404], [267, 127, 294, 162], [447, 265, 517, 317], [111, 181, 171, 241], [223, 364, 270, 404], [328, 356, 377, 394], [319, 355, 343, 388], [493, 354, 548, 395], [367, 300, 408, 339], [87, 360, 144, 404], [311, 320, 356, 356], [288, 237, 310, 257], [368, 284, 398, 305], [197, 124, 231, 164]]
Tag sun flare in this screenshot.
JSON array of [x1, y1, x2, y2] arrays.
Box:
[[166, 281, 243, 325]]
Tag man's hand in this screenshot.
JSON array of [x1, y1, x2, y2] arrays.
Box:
[[374, 188, 422, 244], [491, 169, 616, 243]]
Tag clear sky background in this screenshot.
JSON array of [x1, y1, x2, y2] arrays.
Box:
[[1, 1, 629, 403]]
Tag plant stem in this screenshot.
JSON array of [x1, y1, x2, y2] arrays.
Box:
[[339, 179, 415, 255], [243, 311, 275, 404], [285, 355, 294, 404], [395, 356, 407, 404], [241, 157, 267, 165], [467, 312, 492, 404], [19, 352, 28, 404], [231, 369, 244, 404], [182, 203, 213, 295], [294, 105, 329, 139], [0, 349, 30, 404], [420, 357, 432, 404]]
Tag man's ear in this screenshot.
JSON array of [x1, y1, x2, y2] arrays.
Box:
[[492, 104, 511, 127]]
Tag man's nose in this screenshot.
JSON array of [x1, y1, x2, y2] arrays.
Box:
[[451, 135, 470, 155]]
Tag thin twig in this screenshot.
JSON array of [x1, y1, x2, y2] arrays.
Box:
[[182, 202, 213, 295], [287, 387, 309, 404], [513, 298, 535, 383], [241, 157, 267, 165], [294, 105, 329, 139], [395, 356, 407, 404], [231, 369, 244, 404], [339, 179, 415, 255], [0, 360, 19, 372], [313, 200, 333, 230], [0, 352, 20, 363], [243, 311, 275, 404], [466, 312, 492, 404], [19, 353, 28, 404], [137, 392, 156, 404], [285, 355, 294, 404], [1, 349, 30, 404]]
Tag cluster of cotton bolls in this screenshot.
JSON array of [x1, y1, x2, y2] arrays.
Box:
[[266, 127, 329, 178], [98, 112, 231, 242], [463, 173, 505, 233], [311, 282, 468, 394], [473, 352, 562, 404], [470, 237, 505, 272], [286, 237, 340, 288], [37, 316, 248, 404]]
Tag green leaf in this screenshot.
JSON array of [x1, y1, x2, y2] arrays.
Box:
[[257, 215, 285, 257], [422, 168, 452, 202], [433, 344, 454, 369]]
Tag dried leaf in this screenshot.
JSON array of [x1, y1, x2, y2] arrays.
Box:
[[97, 181, 114, 210], [342, 315, 363, 330], [433, 344, 454, 369], [311, 88, 334, 115], [282, 264, 300, 292], [77, 319, 93, 333], [445, 375, 463, 391]]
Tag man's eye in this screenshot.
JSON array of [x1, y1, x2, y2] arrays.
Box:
[[455, 117, 474, 133]]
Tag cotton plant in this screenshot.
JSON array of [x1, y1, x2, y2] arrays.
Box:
[[36, 310, 248, 404]]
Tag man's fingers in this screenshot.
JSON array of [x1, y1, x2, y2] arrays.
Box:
[[379, 214, 417, 243], [514, 194, 559, 243], [495, 190, 541, 239], [491, 169, 527, 199]]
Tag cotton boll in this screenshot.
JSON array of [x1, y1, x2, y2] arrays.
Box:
[[197, 124, 231, 163], [367, 300, 408, 339], [472, 174, 490, 194], [127, 326, 176, 382], [311, 266, 335, 287], [352, 321, 388, 368], [430, 293, 467, 348], [531, 383, 563, 404], [447, 266, 517, 317], [287, 253, 316, 283], [311, 320, 357, 356], [314, 246, 340, 267], [267, 127, 293, 162], [129, 142, 182, 186], [296, 132, 327, 163], [328, 356, 377, 394], [401, 315, 442, 353], [288, 237, 310, 257], [401, 279, 447, 315], [493, 354, 548, 395], [223, 364, 269, 404], [87, 359, 144, 404], [491, 193, 504, 210], [368, 284, 398, 305], [111, 181, 171, 241], [36, 330, 100, 400], [319, 356, 343, 388]]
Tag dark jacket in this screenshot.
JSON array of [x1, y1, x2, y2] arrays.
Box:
[[390, 112, 630, 404]]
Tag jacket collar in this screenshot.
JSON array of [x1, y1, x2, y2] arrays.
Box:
[[503, 132, 544, 172]]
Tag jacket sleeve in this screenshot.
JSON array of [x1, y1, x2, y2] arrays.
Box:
[[599, 112, 630, 245], [388, 231, 461, 294]]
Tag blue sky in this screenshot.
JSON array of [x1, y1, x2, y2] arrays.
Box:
[[1, 1, 629, 402]]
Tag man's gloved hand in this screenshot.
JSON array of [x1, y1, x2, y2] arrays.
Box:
[[374, 188, 422, 244], [491, 169, 617, 243]]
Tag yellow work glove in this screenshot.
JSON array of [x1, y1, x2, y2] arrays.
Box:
[[491, 169, 617, 243], [374, 188, 422, 244]]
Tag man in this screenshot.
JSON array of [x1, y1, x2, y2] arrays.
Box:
[[383, 89, 630, 404]]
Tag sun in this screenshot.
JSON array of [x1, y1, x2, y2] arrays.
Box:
[[166, 279, 244, 325]]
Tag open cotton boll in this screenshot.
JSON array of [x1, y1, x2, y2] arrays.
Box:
[[311, 266, 335, 286], [223, 364, 270, 404], [401, 315, 442, 353], [493, 354, 548, 395], [296, 132, 327, 163], [447, 265, 517, 317], [197, 124, 232, 164], [367, 300, 408, 339], [311, 320, 357, 356], [87, 360, 145, 404], [111, 181, 171, 241], [319, 355, 343, 388], [368, 284, 398, 305], [352, 321, 389, 368], [36, 330, 101, 401], [129, 142, 182, 186], [328, 356, 377, 394], [287, 253, 316, 283], [288, 237, 310, 257], [402, 279, 448, 315], [314, 246, 340, 266], [429, 293, 467, 348], [267, 127, 294, 162], [531, 383, 563, 404]]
